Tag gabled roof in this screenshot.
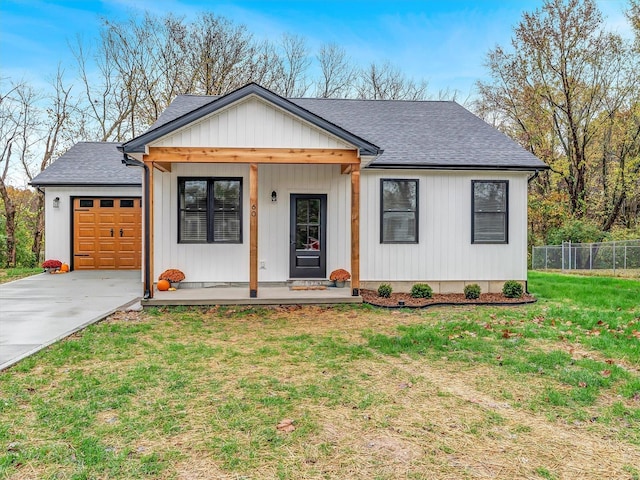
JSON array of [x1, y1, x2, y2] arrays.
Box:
[[121, 83, 381, 157], [135, 85, 547, 171], [30, 142, 141, 187]]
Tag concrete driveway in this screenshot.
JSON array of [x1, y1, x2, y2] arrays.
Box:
[[0, 270, 141, 371]]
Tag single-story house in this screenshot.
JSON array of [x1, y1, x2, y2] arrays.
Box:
[[31, 82, 548, 299]]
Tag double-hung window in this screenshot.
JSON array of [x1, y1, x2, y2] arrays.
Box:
[[380, 179, 418, 243], [472, 180, 508, 243], [178, 177, 242, 243]]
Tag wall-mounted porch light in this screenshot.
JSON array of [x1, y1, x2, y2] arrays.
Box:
[[53, 197, 60, 208], [271, 190, 277, 202]]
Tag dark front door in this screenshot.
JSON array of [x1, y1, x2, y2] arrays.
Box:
[[290, 194, 327, 278]]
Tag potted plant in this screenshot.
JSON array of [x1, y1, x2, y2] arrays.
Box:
[[329, 268, 351, 288], [158, 269, 185, 289], [42, 259, 62, 273]]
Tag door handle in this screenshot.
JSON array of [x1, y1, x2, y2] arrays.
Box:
[[110, 228, 114, 237], [120, 228, 124, 237]]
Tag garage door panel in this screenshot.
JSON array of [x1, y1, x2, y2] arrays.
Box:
[[117, 255, 137, 268], [77, 212, 96, 223], [97, 256, 117, 268], [98, 227, 115, 240], [74, 256, 95, 269], [77, 227, 97, 238], [119, 212, 138, 224], [74, 197, 141, 270], [77, 240, 96, 251]]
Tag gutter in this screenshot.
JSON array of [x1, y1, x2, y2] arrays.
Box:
[[120, 153, 151, 299], [527, 169, 541, 184]]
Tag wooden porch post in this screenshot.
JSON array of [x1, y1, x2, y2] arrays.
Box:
[[144, 160, 155, 298], [351, 164, 360, 296], [249, 163, 258, 298]]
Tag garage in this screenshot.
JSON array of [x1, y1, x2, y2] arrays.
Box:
[[73, 197, 142, 269]]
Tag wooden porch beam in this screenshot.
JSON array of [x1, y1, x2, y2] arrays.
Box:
[[249, 163, 258, 298], [341, 164, 353, 174], [147, 147, 360, 165], [350, 164, 360, 296]]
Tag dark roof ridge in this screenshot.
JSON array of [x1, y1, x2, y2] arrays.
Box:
[[289, 97, 456, 104]]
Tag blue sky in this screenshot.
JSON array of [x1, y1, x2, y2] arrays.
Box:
[[0, 0, 633, 98]]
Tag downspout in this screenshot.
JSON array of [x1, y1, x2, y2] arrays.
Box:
[[122, 154, 151, 299]]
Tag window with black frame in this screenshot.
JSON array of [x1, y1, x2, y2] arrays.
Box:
[[472, 180, 508, 243], [178, 178, 242, 243], [380, 179, 418, 243]]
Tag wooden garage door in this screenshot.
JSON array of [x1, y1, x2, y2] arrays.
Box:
[[73, 198, 142, 269]]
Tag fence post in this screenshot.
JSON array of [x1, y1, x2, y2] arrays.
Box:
[[589, 243, 593, 270], [562, 242, 565, 271], [624, 245, 627, 270], [569, 240, 572, 271], [545, 247, 548, 269], [613, 241, 616, 275]]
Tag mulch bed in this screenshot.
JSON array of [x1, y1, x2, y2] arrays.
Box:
[[360, 289, 536, 308]]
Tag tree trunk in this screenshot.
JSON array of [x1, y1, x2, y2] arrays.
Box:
[[31, 190, 45, 265], [0, 183, 17, 268]]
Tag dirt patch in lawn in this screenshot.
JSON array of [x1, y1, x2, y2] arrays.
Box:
[[361, 289, 536, 308]]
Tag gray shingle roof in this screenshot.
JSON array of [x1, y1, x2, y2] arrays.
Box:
[[145, 89, 547, 170], [30, 142, 141, 186]]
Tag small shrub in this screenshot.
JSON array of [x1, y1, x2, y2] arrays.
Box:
[[464, 283, 481, 299], [502, 280, 523, 298], [158, 269, 185, 282], [42, 259, 62, 269], [329, 269, 351, 282], [377, 283, 393, 298], [410, 283, 433, 299]]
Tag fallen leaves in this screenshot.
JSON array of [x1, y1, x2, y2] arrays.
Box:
[[276, 419, 295, 433]]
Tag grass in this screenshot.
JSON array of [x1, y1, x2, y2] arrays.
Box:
[[0, 267, 42, 284], [0, 272, 638, 479]]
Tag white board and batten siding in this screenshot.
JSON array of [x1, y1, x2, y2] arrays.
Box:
[[43, 186, 142, 264], [360, 170, 529, 284], [153, 163, 351, 283], [151, 96, 352, 150]]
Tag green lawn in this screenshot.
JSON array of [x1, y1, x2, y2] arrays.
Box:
[[0, 272, 638, 479], [0, 267, 43, 284]]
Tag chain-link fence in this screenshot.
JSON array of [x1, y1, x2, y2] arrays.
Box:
[[531, 239, 640, 273]]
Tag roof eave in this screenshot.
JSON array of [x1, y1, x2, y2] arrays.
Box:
[[29, 181, 142, 187], [366, 163, 550, 171]]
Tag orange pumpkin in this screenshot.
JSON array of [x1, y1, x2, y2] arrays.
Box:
[[157, 279, 170, 291], [60, 263, 69, 273]]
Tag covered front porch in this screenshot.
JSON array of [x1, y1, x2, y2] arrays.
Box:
[[120, 84, 383, 301], [143, 152, 362, 299], [142, 283, 362, 306]]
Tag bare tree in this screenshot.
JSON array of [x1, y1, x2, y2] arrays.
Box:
[[0, 81, 37, 266], [276, 34, 310, 97], [315, 43, 356, 98], [356, 61, 428, 100], [21, 70, 75, 262]]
